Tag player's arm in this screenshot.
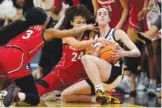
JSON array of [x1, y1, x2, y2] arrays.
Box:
[[115, 29, 141, 57], [138, 0, 150, 21], [143, 0, 150, 10], [63, 37, 98, 49], [142, 15, 161, 39], [85, 32, 97, 55], [91, 0, 100, 13], [115, 0, 129, 29], [91, 45, 102, 56], [43, 24, 95, 41]]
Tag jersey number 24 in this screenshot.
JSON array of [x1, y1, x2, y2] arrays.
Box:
[[72, 52, 84, 62]]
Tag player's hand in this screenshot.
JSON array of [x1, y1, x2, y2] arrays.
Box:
[[96, 38, 108, 45], [86, 24, 99, 32], [138, 8, 148, 21], [111, 43, 124, 59]]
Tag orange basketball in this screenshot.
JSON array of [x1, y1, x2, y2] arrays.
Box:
[[99, 44, 118, 64]]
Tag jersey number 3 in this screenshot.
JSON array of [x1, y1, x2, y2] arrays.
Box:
[[22, 30, 33, 39]]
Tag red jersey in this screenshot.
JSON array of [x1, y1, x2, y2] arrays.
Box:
[[97, 0, 123, 28], [0, 25, 45, 80], [55, 34, 89, 71], [128, 0, 148, 31], [7, 25, 45, 58]]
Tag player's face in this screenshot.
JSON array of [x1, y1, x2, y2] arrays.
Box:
[[16, 0, 25, 7], [71, 16, 86, 28], [96, 8, 110, 26]]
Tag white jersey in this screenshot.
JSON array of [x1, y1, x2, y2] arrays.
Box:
[[94, 29, 122, 67]]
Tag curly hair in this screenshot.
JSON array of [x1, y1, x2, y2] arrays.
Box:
[[59, 4, 93, 30]]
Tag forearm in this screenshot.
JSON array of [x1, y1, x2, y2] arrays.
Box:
[[143, 0, 150, 9], [123, 49, 141, 57], [144, 25, 159, 39], [143, 15, 160, 39], [116, 9, 128, 29], [44, 26, 89, 41], [71, 25, 88, 35], [92, 47, 100, 56], [43, 29, 72, 41], [74, 39, 97, 49], [4, 18, 9, 26], [92, 0, 99, 13], [13, 9, 23, 21], [116, 0, 129, 29]]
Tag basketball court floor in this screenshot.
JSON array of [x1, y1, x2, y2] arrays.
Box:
[[0, 91, 161, 107]]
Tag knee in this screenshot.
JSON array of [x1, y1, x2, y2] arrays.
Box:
[[61, 90, 71, 103], [81, 55, 91, 63]]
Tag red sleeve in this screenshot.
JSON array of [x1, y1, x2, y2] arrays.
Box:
[[53, 0, 63, 14], [72, 0, 80, 5]]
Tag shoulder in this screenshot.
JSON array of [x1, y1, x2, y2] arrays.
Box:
[[114, 29, 127, 40], [30, 25, 44, 32], [114, 29, 125, 34]]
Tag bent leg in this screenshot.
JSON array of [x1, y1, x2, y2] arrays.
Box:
[[81, 55, 112, 86], [15, 75, 40, 105], [61, 80, 93, 103], [36, 71, 64, 96]]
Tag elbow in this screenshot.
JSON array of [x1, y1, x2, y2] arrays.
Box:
[[136, 50, 141, 57], [43, 30, 51, 41]]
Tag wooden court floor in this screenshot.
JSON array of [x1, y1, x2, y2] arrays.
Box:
[[0, 91, 161, 107], [0, 100, 145, 107]]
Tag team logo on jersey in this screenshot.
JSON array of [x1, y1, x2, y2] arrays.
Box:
[[25, 65, 30, 70]]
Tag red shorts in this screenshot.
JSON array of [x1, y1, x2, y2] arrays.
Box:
[[128, 15, 148, 31], [37, 63, 86, 96], [109, 19, 129, 32], [0, 47, 31, 80]]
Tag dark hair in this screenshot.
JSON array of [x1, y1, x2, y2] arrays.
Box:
[[59, 4, 93, 30], [24, 7, 47, 25], [12, 0, 23, 9], [0, 7, 47, 46], [0, 0, 3, 4], [0, 20, 29, 45]]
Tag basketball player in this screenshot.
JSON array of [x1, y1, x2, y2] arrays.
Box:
[[136, 15, 161, 96], [120, 0, 150, 94], [36, 5, 107, 97], [61, 7, 141, 104], [0, 7, 95, 107], [91, 0, 129, 30]]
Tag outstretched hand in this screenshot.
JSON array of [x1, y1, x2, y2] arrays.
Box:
[[86, 24, 99, 33]]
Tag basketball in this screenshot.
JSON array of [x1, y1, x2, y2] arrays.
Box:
[[99, 44, 118, 64]]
